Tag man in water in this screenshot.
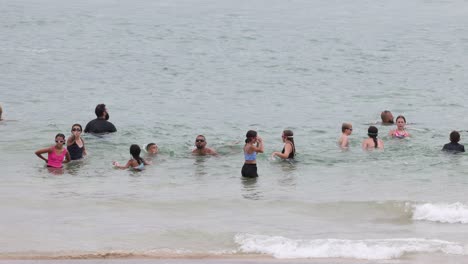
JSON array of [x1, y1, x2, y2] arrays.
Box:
[[84, 104, 117, 134], [442, 131, 465, 153], [192, 135, 217, 155], [381, 110, 394, 125]]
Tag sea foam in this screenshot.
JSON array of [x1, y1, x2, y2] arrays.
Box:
[[234, 234, 465, 260], [412, 202, 468, 224]]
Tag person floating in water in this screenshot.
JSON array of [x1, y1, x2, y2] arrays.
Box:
[[362, 126, 384, 150], [381, 110, 394, 125], [113, 144, 150, 171], [271, 129, 295, 159], [84, 104, 117, 134], [389, 115, 410, 138], [242, 130, 264, 178], [338, 123, 352, 149], [192, 135, 217, 155], [35, 133, 71, 168], [442, 131, 465, 153]]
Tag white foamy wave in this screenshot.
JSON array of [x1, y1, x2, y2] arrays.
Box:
[[234, 234, 466, 260], [412, 202, 468, 224]]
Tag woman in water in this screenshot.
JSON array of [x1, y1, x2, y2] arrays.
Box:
[[242, 130, 264, 178], [389, 115, 410, 138], [362, 126, 384, 150], [113, 144, 150, 171], [35, 133, 71, 168], [67, 124, 87, 160], [271, 129, 295, 159]]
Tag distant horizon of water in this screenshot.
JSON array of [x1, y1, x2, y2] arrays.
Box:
[[1, 0, 468, 263]]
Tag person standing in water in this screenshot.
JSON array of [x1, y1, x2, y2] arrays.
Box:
[[84, 104, 117, 134], [242, 130, 264, 178], [338, 123, 353, 149], [442, 131, 465, 153], [67, 124, 87, 160], [271, 130, 295, 159], [362, 126, 384, 150], [389, 115, 410, 138], [35, 133, 71, 168]]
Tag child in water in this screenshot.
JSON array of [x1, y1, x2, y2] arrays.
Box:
[[389, 115, 410, 138], [113, 144, 150, 171], [35, 133, 71, 168], [146, 143, 159, 155]]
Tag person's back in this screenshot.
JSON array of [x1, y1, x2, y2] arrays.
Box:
[[84, 104, 116, 134], [442, 131, 465, 153]]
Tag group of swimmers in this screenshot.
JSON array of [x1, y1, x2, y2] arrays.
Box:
[[3, 103, 457, 178]]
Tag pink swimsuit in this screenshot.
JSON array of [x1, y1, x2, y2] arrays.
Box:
[[393, 129, 409, 139], [47, 147, 67, 168]]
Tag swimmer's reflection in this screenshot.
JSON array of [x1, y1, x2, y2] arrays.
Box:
[[241, 177, 263, 200], [193, 155, 208, 176], [278, 161, 297, 187]]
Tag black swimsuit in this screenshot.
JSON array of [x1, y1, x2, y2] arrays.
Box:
[[281, 142, 295, 159], [67, 142, 84, 160]]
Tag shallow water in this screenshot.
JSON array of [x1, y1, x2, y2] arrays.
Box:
[[1, 0, 468, 262]]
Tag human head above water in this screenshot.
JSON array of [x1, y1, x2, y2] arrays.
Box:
[[395, 115, 406, 123], [368, 126, 378, 138], [195, 135, 207, 149], [450, 131, 461, 143], [130, 144, 141, 158], [245, 130, 257, 143], [381, 110, 394, 124], [95, 104, 109, 119], [341, 123, 352, 133], [71, 123, 82, 132], [146, 143, 158, 154], [55, 133, 66, 145]]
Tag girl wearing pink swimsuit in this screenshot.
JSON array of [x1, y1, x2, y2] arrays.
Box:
[[35, 133, 71, 168], [389, 115, 410, 139]]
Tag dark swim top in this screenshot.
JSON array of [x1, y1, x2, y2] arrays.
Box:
[[67, 142, 84, 160], [281, 142, 295, 159], [442, 142, 465, 153], [84, 118, 117, 133]]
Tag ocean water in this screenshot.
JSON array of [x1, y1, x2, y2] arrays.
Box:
[[1, 0, 468, 263]]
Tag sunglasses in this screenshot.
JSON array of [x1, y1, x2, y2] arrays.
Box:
[[195, 139, 205, 143], [72, 128, 81, 132], [348, 128, 353, 131], [55, 140, 65, 144]]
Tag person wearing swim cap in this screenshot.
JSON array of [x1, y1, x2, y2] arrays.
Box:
[[442, 131, 465, 153], [271, 130, 295, 159], [338, 123, 353, 149], [389, 115, 410, 138], [84, 104, 117, 134], [362, 126, 384, 150], [242, 130, 264, 178], [192, 135, 217, 155], [380, 110, 394, 125]]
